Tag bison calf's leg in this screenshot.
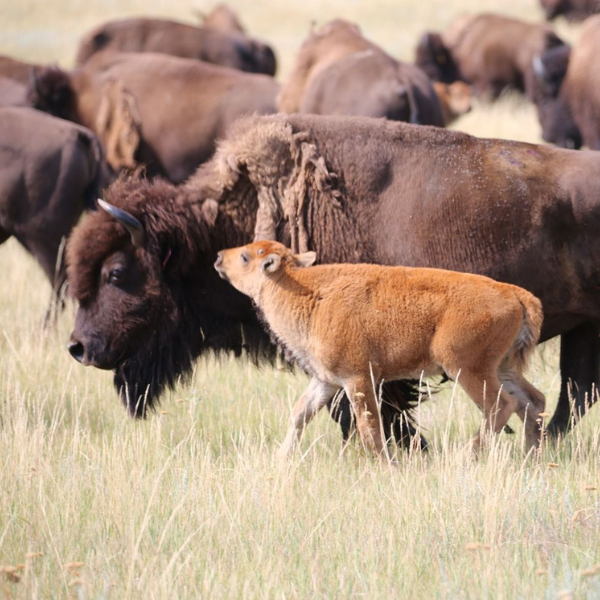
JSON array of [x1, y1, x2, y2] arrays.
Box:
[[458, 371, 519, 451], [499, 370, 546, 449], [344, 379, 390, 464], [277, 377, 339, 461]]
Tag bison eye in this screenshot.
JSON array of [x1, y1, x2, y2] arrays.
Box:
[[108, 268, 124, 284], [241, 253, 249, 264]]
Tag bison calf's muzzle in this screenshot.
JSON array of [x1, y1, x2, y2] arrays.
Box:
[[215, 240, 546, 463]]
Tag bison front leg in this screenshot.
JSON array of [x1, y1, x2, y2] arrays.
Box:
[[277, 377, 339, 461], [344, 379, 390, 464], [548, 324, 600, 437]]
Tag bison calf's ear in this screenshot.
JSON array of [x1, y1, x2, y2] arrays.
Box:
[[294, 251, 317, 268], [261, 254, 282, 273]]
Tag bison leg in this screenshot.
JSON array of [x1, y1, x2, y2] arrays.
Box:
[[327, 380, 428, 450], [343, 379, 390, 464], [458, 371, 519, 451], [498, 370, 546, 449], [548, 324, 600, 436], [277, 377, 339, 461]]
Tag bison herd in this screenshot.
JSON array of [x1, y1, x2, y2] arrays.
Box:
[[2, 2, 600, 459]]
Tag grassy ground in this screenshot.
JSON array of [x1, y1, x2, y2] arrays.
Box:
[[1, 0, 599, 597]]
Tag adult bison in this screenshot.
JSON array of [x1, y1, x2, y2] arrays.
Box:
[[540, 0, 600, 21], [66, 114, 600, 438], [530, 16, 600, 150], [279, 20, 444, 127], [28, 51, 279, 183], [0, 107, 106, 299], [415, 13, 565, 99], [75, 17, 276, 76]]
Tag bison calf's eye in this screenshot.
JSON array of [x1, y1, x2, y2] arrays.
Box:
[[241, 253, 249, 264]]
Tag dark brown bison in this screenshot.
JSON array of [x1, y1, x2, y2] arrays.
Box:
[[0, 107, 106, 298], [540, 0, 600, 21], [28, 51, 279, 183], [66, 113, 600, 440], [415, 13, 565, 99], [75, 17, 276, 76], [279, 20, 444, 126], [530, 16, 600, 150]]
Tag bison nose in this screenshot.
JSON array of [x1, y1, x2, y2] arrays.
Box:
[[214, 252, 223, 267], [68, 340, 85, 363]]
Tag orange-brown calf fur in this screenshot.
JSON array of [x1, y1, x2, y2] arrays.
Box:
[[215, 241, 545, 462]]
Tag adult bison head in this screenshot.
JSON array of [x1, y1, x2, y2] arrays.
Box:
[[529, 45, 582, 149], [66, 175, 247, 417]]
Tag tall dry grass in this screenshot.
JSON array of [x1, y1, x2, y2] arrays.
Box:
[[1, 0, 599, 597]]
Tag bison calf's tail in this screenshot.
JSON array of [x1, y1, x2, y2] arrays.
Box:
[[512, 289, 544, 372]]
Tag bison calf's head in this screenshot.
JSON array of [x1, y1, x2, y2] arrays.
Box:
[[215, 241, 316, 298]]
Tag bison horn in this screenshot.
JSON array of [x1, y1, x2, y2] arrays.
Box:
[[97, 199, 145, 248], [29, 66, 40, 94], [532, 55, 547, 80]]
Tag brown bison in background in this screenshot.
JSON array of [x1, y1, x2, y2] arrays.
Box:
[[415, 13, 565, 99], [530, 16, 600, 150], [67, 113, 600, 440], [279, 20, 444, 127], [75, 17, 276, 76], [0, 107, 106, 299], [28, 51, 279, 183], [433, 81, 472, 126], [201, 4, 245, 34], [540, 0, 600, 21]]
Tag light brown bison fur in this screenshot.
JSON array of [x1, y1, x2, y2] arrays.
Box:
[[215, 241, 545, 459], [75, 17, 276, 76], [279, 20, 444, 126], [416, 13, 565, 99], [530, 16, 600, 150], [67, 113, 600, 438], [541, 0, 600, 21], [202, 4, 245, 34], [28, 51, 279, 183], [0, 107, 106, 298], [433, 81, 472, 125]]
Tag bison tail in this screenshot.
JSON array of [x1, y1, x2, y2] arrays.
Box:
[[512, 288, 544, 373]]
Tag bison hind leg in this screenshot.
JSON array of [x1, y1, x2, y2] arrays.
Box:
[[498, 368, 546, 449]]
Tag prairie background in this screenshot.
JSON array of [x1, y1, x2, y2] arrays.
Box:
[[1, 0, 600, 598]]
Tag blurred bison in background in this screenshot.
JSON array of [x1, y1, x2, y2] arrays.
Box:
[[433, 81, 472, 125], [279, 20, 444, 127], [0, 107, 106, 300], [201, 4, 245, 34], [67, 113, 600, 438], [75, 16, 276, 76], [415, 13, 565, 98], [540, 0, 600, 21], [28, 51, 279, 183], [530, 16, 600, 149]]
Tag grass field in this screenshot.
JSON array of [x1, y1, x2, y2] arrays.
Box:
[[1, 0, 599, 597]]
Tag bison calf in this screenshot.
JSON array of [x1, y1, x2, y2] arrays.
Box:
[[215, 241, 546, 462]]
